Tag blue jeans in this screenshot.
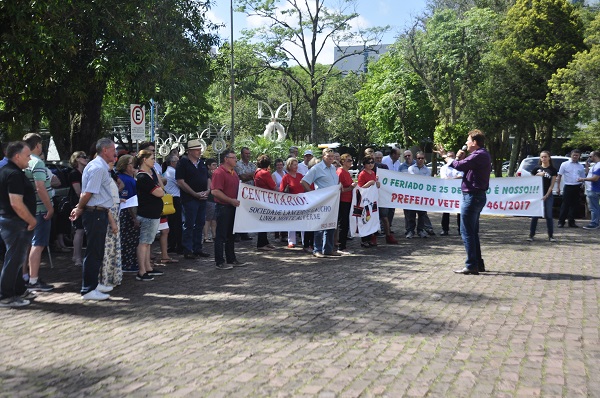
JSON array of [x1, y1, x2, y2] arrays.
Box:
[[460, 192, 487, 272], [529, 194, 554, 237], [81, 210, 108, 295], [214, 204, 236, 265], [182, 199, 206, 254], [0, 217, 33, 298], [313, 229, 335, 255], [586, 190, 600, 227]]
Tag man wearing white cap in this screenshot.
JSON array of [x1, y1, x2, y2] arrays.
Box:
[[297, 150, 313, 176]]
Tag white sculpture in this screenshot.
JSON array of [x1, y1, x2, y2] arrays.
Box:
[[258, 101, 291, 141]]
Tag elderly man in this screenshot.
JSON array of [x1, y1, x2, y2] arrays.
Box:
[[452, 129, 491, 275], [234, 147, 256, 242], [70, 138, 117, 300], [0, 142, 37, 307], [289, 146, 299, 159], [397, 150, 417, 238], [579, 151, 600, 229], [22, 133, 55, 292], [297, 150, 314, 176], [556, 149, 585, 228], [176, 139, 211, 259], [301, 148, 341, 257], [408, 152, 435, 238]]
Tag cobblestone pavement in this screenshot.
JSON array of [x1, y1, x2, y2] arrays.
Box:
[[1, 213, 599, 397]]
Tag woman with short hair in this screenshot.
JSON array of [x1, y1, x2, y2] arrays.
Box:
[[280, 157, 304, 248]]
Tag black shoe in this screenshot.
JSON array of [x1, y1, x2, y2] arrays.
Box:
[[184, 253, 197, 259], [241, 236, 253, 241], [26, 279, 54, 292], [440, 231, 449, 236], [557, 223, 565, 228], [136, 273, 154, 281], [228, 260, 246, 267], [453, 267, 479, 275], [216, 263, 233, 270], [194, 251, 211, 258], [568, 223, 578, 228], [147, 269, 164, 276]]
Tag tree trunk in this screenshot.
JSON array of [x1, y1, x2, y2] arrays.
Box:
[[73, 84, 106, 155]]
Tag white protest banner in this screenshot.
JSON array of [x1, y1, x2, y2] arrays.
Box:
[[349, 185, 381, 237], [233, 183, 340, 233], [377, 169, 544, 217]]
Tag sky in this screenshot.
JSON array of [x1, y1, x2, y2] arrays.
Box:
[[207, 0, 428, 64]]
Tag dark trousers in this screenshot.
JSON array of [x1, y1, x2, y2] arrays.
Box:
[[214, 204, 236, 265], [0, 217, 33, 298], [441, 213, 460, 233], [182, 199, 206, 254], [257, 232, 269, 248], [81, 210, 108, 295], [559, 185, 581, 225], [338, 201, 351, 250], [167, 196, 183, 252]]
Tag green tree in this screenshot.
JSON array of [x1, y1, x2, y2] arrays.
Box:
[[550, 11, 600, 149], [496, 0, 585, 153], [236, 0, 388, 143], [356, 47, 436, 149], [402, 7, 500, 150]]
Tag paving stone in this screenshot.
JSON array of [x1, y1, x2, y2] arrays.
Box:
[[0, 215, 598, 397]]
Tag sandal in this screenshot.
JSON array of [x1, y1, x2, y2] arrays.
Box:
[[160, 258, 179, 264]]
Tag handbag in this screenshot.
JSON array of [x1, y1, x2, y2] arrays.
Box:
[[161, 194, 175, 216]]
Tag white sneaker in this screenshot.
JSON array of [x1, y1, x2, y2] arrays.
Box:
[[96, 284, 113, 293], [82, 290, 110, 301]]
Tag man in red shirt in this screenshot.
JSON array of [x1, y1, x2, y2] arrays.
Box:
[[210, 150, 244, 270]]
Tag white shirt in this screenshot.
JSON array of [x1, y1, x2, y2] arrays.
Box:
[[382, 155, 401, 171], [558, 160, 585, 185], [585, 162, 600, 191], [297, 161, 310, 176], [164, 166, 180, 197], [440, 160, 464, 180]]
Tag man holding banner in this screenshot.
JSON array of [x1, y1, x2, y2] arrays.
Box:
[[211, 150, 244, 270], [451, 130, 491, 275], [301, 148, 341, 258]]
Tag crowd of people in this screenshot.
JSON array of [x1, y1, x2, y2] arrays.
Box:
[[0, 130, 598, 306]]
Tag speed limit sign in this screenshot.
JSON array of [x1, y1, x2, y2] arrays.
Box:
[[130, 104, 146, 142]]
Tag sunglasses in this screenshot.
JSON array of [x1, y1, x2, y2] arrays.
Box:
[[77, 155, 88, 159], [404, 155, 411, 158], [365, 161, 374, 164], [417, 157, 425, 160]]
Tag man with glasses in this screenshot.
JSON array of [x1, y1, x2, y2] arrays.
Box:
[[211, 150, 244, 270], [398, 150, 417, 238], [176, 139, 211, 259], [408, 152, 435, 238], [301, 148, 341, 257]]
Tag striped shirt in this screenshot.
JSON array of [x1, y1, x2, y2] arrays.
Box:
[[81, 156, 114, 208], [24, 154, 54, 214]]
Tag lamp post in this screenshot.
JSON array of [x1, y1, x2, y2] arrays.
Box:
[[230, 0, 235, 149]]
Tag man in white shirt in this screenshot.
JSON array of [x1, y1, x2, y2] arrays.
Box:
[[556, 149, 585, 228], [407, 152, 435, 238], [301, 148, 340, 257], [439, 151, 463, 235], [382, 148, 401, 171], [297, 150, 313, 176]]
